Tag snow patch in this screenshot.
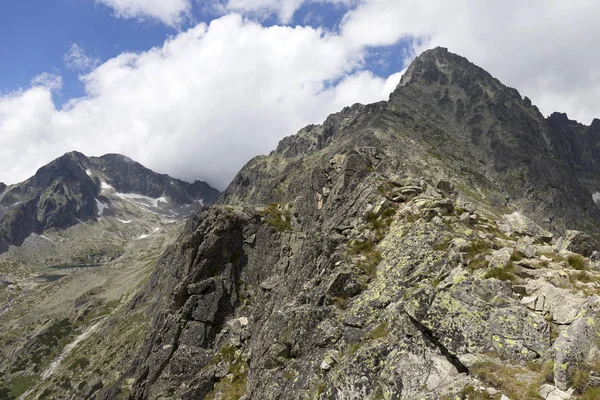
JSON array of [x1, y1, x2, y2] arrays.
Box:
[[195, 199, 204, 206], [95, 199, 109, 216], [101, 181, 114, 193], [40, 235, 53, 243], [85, 169, 93, 177], [593, 192, 600, 205], [42, 319, 105, 380], [116, 218, 131, 224], [137, 227, 160, 240], [116, 192, 169, 208]]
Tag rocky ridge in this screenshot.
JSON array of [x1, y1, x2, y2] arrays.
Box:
[[90, 48, 600, 400]]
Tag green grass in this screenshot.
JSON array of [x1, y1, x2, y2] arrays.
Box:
[[571, 360, 600, 395], [567, 254, 589, 271], [261, 203, 292, 232], [471, 361, 542, 400], [484, 262, 517, 282], [205, 344, 248, 400], [347, 239, 383, 281], [569, 271, 600, 284], [8, 375, 38, 398], [457, 385, 495, 399], [579, 388, 600, 399], [467, 258, 490, 272], [466, 239, 492, 257]]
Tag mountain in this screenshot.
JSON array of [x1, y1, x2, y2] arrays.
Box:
[[0, 151, 219, 251], [5, 48, 600, 399], [109, 48, 600, 400], [222, 48, 600, 235]]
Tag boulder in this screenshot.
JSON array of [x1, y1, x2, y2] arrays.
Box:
[[523, 280, 587, 324], [436, 180, 455, 195], [558, 230, 599, 258], [499, 212, 553, 242], [538, 384, 572, 400], [488, 247, 513, 269], [554, 297, 600, 390]]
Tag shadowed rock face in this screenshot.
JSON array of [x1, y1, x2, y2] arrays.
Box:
[[106, 48, 600, 399], [0, 151, 219, 249]]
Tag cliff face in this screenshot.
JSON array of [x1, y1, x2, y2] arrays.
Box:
[[117, 48, 600, 400]]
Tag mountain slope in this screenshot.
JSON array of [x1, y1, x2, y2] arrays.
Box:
[[0, 152, 219, 251], [106, 48, 600, 400]]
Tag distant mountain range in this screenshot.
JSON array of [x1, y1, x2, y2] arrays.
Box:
[[0, 151, 219, 252]]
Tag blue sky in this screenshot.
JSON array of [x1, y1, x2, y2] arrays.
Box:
[[0, 0, 398, 107], [0, 1, 165, 102], [0, 0, 598, 189]]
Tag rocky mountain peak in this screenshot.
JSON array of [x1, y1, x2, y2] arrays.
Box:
[[398, 47, 482, 86], [0, 151, 219, 251]]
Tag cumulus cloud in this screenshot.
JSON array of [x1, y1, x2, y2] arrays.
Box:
[[340, 0, 600, 124], [0, 14, 395, 189], [64, 44, 100, 71], [94, 0, 192, 26]]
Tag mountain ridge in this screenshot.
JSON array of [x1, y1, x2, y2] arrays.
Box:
[[116, 47, 600, 400], [0, 151, 220, 251]]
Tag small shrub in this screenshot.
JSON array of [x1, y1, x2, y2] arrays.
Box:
[[579, 387, 600, 400], [484, 262, 517, 282], [68, 357, 90, 371], [355, 250, 382, 280], [262, 203, 292, 232], [466, 239, 492, 258], [344, 343, 362, 357], [284, 369, 297, 381], [471, 362, 540, 400], [459, 385, 495, 400], [527, 359, 554, 383], [572, 367, 590, 394], [206, 344, 248, 400], [567, 254, 589, 271], [569, 271, 600, 284], [433, 238, 452, 252], [467, 258, 490, 272], [431, 276, 442, 288], [510, 249, 523, 262]]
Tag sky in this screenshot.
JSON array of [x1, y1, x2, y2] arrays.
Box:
[[0, 1, 599, 190]]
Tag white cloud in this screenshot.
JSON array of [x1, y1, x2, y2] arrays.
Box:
[[64, 44, 100, 71], [340, 0, 600, 125], [0, 14, 395, 189], [219, 0, 354, 23], [2, 1, 600, 191], [94, 0, 192, 27], [31, 73, 63, 91]]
